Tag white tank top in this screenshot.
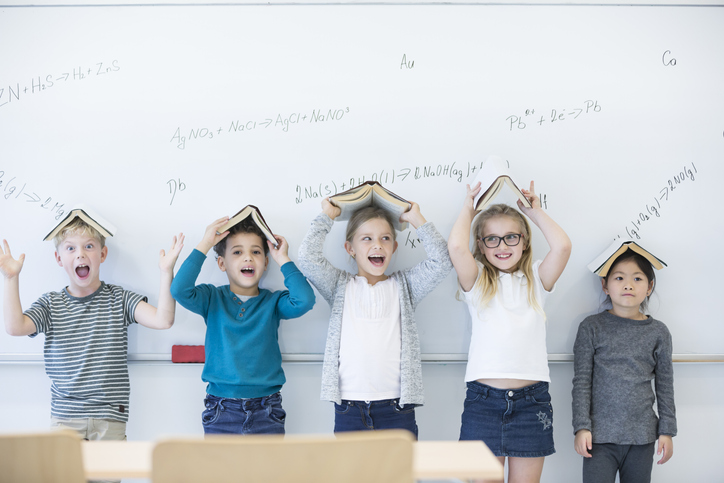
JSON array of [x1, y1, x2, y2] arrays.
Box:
[[339, 276, 402, 401]]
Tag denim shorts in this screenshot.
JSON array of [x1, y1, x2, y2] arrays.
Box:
[[334, 399, 418, 439], [459, 381, 555, 458], [202, 392, 286, 435]]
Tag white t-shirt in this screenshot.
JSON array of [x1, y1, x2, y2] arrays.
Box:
[[462, 260, 553, 383], [339, 276, 402, 401]]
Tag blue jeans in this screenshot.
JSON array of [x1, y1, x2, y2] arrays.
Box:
[[202, 392, 286, 435], [333, 399, 418, 439], [460, 381, 555, 457]]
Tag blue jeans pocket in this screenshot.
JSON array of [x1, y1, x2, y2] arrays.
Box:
[[202, 397, 222, 426], [334, 402, 351, 415], [392, 401, 415, 414], [268, 402, 286, 424]]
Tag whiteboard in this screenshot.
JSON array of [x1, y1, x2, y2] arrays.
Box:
[[1, 4, 723, 358]]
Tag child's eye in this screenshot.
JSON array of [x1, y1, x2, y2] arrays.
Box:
[[85, 244, 94, 250], [66, 246, 74, 251], [233, 250, 241, 255], [253, 250, 261, 255]]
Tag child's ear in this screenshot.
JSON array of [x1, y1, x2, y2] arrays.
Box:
[[217, 256, 227, 272], [54, 252, 63, 267], [600, 277, 608, 294], [393, 240, 398, 254], [647, 279, 654, 296], [100, 246, 108, 263], [264, 255, 269, 272], [344, 241, 355, 258]]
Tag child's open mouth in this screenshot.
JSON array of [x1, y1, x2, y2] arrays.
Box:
[[495, 253, 512, 260], [75, 265, 90, 279], [241, 267, 255, 277], [368, 255, 385, 267]]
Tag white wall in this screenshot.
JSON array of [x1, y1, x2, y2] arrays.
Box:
[[1, 361, 721, 482]]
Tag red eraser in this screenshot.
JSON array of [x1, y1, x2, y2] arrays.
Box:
[[172, 345, 205, 363]]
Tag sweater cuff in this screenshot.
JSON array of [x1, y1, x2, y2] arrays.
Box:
[[280, 260, 300, 276], [415, 221, 435, 237]]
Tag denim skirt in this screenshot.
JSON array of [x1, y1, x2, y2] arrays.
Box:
[[459, 381, 555, 458]]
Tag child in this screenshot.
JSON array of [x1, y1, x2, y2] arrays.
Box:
[[1, 218, 183, 441], [297, 198, 452, 438], [170, 216, 315, 435], [572, 248, 676, 483], [447, 181, 571, 482]]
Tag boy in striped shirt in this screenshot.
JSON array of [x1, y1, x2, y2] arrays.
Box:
[[1, 218, 183, 443]]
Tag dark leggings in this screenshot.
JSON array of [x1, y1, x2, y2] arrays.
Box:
[[582, 442, 655, 483]]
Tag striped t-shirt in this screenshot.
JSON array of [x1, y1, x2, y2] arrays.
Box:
[[25, 283, 146, 422]]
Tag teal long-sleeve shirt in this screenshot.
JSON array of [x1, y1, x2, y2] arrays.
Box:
[[171, 249, 315, 398]]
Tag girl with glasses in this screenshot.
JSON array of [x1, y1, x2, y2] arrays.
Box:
[[448, 180, 572, 483]]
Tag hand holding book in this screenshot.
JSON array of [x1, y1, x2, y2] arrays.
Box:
[[196, 217, 231, 255], [268, 234, 292, 265]]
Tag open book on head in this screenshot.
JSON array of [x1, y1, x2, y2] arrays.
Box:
[[587, 239, 667, 277], [472, 155, 532, 211], [329, 181, 412, 231], [43, 205, 116, 241], [216, 205, 278, 247]]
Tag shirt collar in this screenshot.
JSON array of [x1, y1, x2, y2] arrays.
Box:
[[498, 269, 526, 281]]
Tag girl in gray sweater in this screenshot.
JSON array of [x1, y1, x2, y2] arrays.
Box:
[[572, 248, 676, 483]]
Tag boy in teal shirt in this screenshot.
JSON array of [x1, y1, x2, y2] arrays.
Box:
[[170, 215, 315, 434]]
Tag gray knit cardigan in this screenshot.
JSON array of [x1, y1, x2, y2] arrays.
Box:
[[298, 213, 453, 406]]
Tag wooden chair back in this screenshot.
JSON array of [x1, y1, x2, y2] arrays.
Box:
[[152, 430, 414, 483], [0, 430, 85, 483]]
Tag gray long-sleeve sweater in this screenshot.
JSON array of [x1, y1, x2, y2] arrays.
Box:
[[298, 213, 453, 406], [572, 310, 677, 444]]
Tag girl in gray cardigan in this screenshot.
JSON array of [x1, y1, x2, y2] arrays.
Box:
[[298, 198, 452, 437]]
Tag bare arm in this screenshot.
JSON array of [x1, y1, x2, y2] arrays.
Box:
[[518, 181, 571, 291], [1, 240, 36, 336], [135, 233, 185, 330], [447, 183, 481, 292]]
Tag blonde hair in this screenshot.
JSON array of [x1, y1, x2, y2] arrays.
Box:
[[53, 218, 106, 249], [345, 206, 397, 243], [463, 203, 543, 316]]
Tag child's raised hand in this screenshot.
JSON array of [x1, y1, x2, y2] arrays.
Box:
[[518, 180, 541, 215], [656, 435, 673, 465], [574, 430, 593, 458], [0, 240, 25, 279], [268, 235, 292, 266], [197, 217, 230, 254], [321, 198, 341, 220], [159, 233, 185, 273], [463, 182, 482, 212], [400, 202, 427, 229]]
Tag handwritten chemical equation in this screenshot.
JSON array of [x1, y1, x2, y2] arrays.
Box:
[[0, 170, 67, 220], [294, 161, 485, 205], [507, 100, 602, 132], [621, 162, 697, 240], [0, 61, 120, 110], [167, 178, 186, 206], [170, 107, 350, 150]]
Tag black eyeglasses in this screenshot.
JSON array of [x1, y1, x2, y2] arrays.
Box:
[[479, 234, 524, 248]]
